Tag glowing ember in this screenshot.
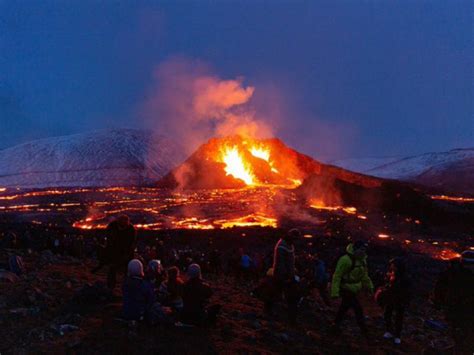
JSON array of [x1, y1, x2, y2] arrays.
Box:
[[378, 233, 390, 239], [221, 146, 256, 185], [303, 234, 313, 239]]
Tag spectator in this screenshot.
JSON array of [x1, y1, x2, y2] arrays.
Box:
[[380, 257, 411, 345], [271, 228, 300, 324], [181, 263, 219, 326], [159, 266, 184, 310], [122, 259, 155, 321], [104, 215, 137, 290], [331, 240, 374, 337]]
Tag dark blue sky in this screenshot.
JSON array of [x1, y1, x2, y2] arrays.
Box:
[[1, 0, 472, 159]]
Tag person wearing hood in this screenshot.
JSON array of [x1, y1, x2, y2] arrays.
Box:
[[380, 257, 411, 345], [271, 228, 300, 323], [122, 259, 156, 321], [331, 241, 374, 336], [181, 263, 219, 326]]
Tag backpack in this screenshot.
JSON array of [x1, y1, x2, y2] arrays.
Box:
[[8, 255, 25, 276]]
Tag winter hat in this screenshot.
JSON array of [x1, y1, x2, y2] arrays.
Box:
[[187, 263, 201, 279], [128, 259, 144, 277]]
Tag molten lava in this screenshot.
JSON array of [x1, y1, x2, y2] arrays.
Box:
[[220, 146, 256, 185]]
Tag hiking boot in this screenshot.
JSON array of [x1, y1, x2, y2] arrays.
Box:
[[383, 332, 394, 339], [394, 338, 401, 345]]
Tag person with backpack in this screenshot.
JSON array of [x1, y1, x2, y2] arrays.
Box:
[[272, 228, 300, 324], [377, 257, 411, 345], [331, 240, 374, 337]]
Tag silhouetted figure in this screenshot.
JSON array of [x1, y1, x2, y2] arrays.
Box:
[[122, 259, 155, 321], [104, 215, 136, 290], [381, 257, 411, 345], [312, 253, 330, 307], [181, 263, 219, 326], [433, 250, 474, 354], [270, 228, 300, 324], [159, 266, 184, 310]]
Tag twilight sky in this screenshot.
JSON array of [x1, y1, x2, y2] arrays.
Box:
[[0, 0, 472, 159]]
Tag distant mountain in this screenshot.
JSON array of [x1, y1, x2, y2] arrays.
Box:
[[332, 148, 474, 194], [0, 129, 185, 188]]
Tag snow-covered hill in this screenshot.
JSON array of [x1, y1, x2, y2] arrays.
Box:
[[0, 129, 185, 188], [332, 148, 474, 194]]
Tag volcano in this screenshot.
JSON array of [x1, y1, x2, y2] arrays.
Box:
[[157, 136, 383, 190]]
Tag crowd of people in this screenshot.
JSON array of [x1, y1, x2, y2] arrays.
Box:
[[1, 214, 473, 351]]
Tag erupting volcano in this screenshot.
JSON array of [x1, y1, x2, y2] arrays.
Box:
[[158, 135, 381, 190]]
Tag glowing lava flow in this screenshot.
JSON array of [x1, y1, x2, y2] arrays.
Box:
[[309, 200, 357, 215], [431, 195, 474, 203], [221, 146, 256, 185]]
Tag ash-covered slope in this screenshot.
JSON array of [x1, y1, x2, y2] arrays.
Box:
[[158, 136, 383, 189], [332, 148, 474, 194], [0, 129, 185, 188]]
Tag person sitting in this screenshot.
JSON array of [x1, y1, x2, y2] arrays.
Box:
[[181, 263, 219, 326], [146, 259, 164, 288], [122, 259, 156, 321], [159, 266, 184, 310]]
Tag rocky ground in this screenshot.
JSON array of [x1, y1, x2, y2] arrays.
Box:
[[0, 226, 460, 355]]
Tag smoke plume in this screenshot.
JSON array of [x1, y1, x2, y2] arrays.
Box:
[[140, 57, 273, 153]]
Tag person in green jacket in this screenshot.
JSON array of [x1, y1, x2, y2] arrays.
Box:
[[331, 240, 374, 336]]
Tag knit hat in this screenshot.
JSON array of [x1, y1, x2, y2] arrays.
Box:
[[128, 259, 144, 277], [187, 263, 201, 279]]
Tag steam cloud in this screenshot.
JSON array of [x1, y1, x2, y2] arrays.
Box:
[[141, 57, 273, 153]]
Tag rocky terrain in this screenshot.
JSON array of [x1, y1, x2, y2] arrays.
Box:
[[0, 223, 465, 354]]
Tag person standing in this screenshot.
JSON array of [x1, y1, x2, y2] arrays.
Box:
[[105, 215, 137, 290], [331, 240, 374, 337], [380, 257, 411, 345], [313, 253, 331, 307], [272, 228, 300, 324]]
